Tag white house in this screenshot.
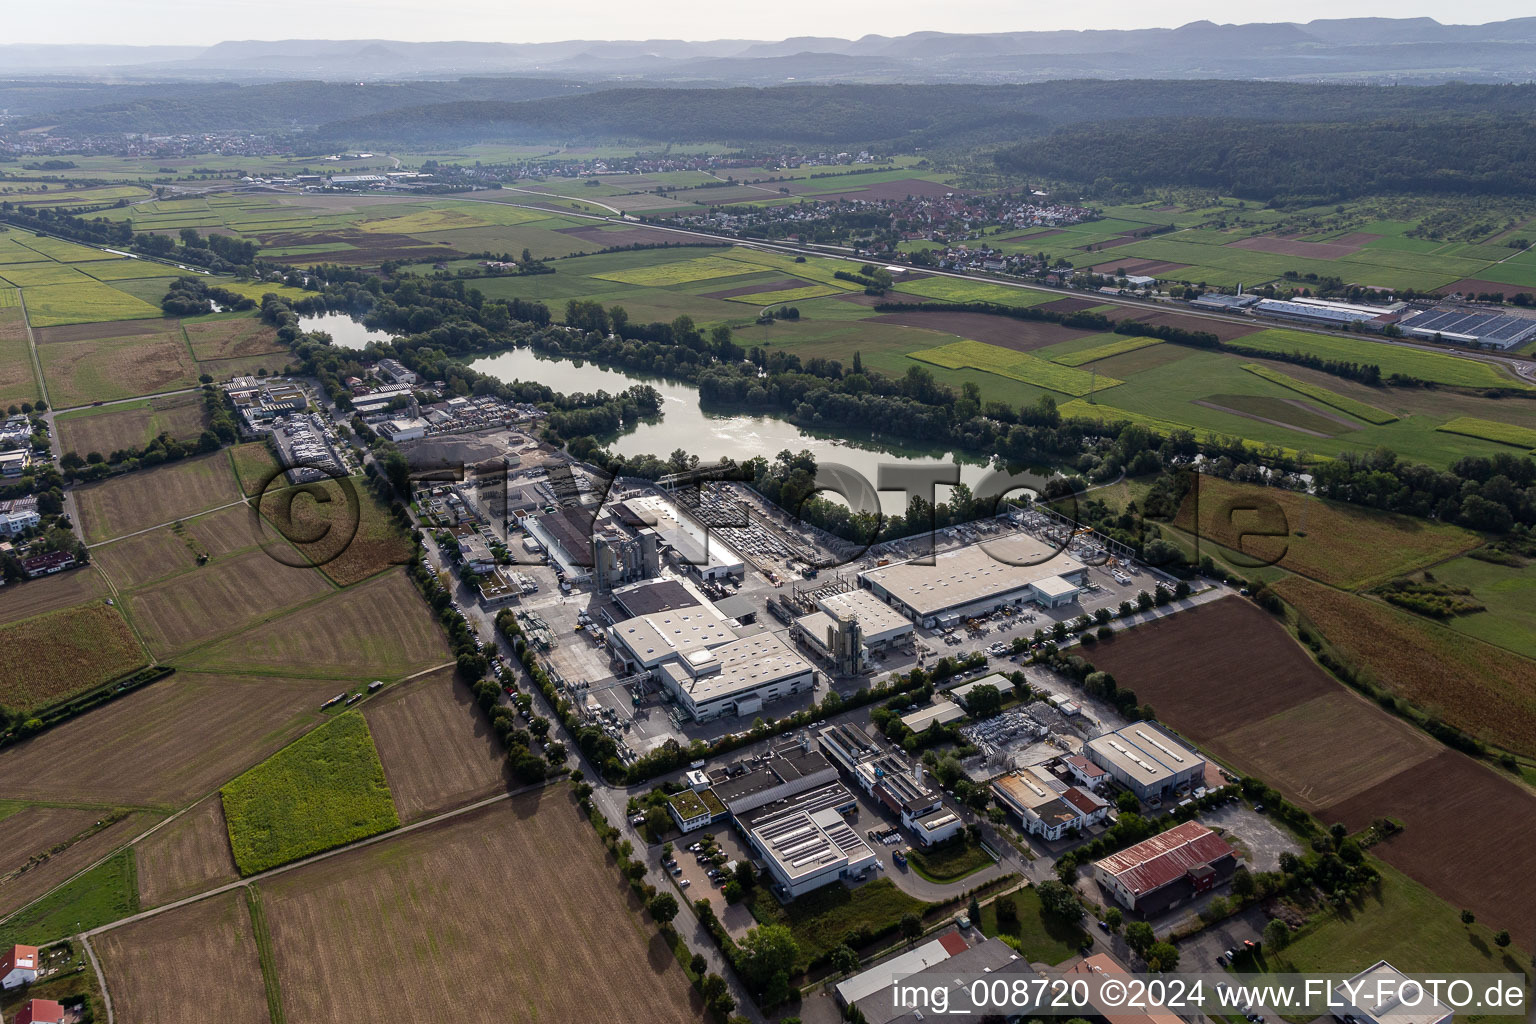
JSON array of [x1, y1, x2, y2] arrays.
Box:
[[1, 944, 38, 989]]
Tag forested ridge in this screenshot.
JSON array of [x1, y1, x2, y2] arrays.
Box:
[[995, 114, 1536, 201]]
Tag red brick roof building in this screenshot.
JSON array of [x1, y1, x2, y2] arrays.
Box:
[[16, 998, 66, 1024]]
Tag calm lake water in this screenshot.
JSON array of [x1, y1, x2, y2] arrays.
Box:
[[299, 313, 394, 349], [468, 347, 1033, 514]]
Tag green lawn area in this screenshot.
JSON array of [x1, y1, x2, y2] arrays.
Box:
[[911, 339, 1122, 396], [1052, 335, 1164, 367], [977, 886, 1088, 966], [892, 277, 1057, 306], [906, 837, 998, 883], [748, 878, 935, 972], [1240, 363, 1398, 424], [1428, 555, 1536, 659], [0, 850, 139, 948], [220, 711, 399, 874], [1267, 862, 1530, 980]]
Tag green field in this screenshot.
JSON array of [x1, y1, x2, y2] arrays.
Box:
[[1236, 330, 1534, 391], [1435, 416, 1536, 450], [1052, 335, 1163, 366], [220, 712, 399, 875], [1429, 555, 1536, 659], [1268, 862, 1529, 980], [911, 339, 1122, 396], [592, 254, 756, 286], [892, 277, 1056, 306], [978, 886, 1088, 965], [1240, 363, 1398, 424], [725, 284, 838, 305], [19, 280, 163, 327], [748, 877, 936, 971], [0, 849, 139, 949]]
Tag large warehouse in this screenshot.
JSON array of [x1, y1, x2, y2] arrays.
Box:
[[1399, 307, 1536, 350], [658, 631, 816, 721], [1093, 820, 1236, 915], [1085, 722, 1206, 803], [858, 533, 1089, 627]]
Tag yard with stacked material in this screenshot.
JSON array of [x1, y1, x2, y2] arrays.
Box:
[[0, 599, 147, 711], [221, 711, 399, 874], [1170, 475, 1480, 589], [255, 787, 705, 1024], [363, 668, 511, 822], [1085, 596, 1536, 950], [95, 891, 273, 1024], [73, 450, 240, 543]]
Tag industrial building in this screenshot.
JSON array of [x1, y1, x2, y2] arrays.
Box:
[[709, 739, 840, 816], [1332, 961, 1453, 1024], [817, 723, 962, 846], [1069, 953, 1186, 1024], [991, 765, 1110, 840], [1251, 297, 1403, 329], [793, 586, 914, 675], [658, 631, 817, 722], [1085, 722, 1206, 803], [607, 602, 737, 672], [622, 493, 745, 580], [740, 783, 874, 898], [859, 533, 1088, 627], [840, 936, 1034, 1024], [1398, 307, 1536, 350], [1093, 820, 1237, 915], [1190, 293, 1260, 312], [899, 700, 967, 734]]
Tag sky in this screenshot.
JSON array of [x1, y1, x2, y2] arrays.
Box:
[[4, 0, 1530, 46]]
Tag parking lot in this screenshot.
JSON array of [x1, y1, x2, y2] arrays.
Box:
[[659, 829, 759, 939]]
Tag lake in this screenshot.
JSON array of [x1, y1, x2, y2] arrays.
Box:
[[300, 313, 394, 350], [467, 347, 1046, 515]]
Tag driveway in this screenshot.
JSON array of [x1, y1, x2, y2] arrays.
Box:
[[1202, 802, 1303, 873]]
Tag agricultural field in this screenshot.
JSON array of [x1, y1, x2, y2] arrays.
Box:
[[73, 450, 241, 543], [1236, 329, 1533, 391], [592, 254, 757, 286], [1322, 749, 1536, 951], [182, 314, 285, 362], [230, 440, 280, 496], [258, 476, 414, 586], [0, 813, 155, 923], [221, 711, 398, 875], [122, 547, 333, 657], [133, 796, 239, 907], [180, 569, 450, 678], [19, 280, 162, 328], [1273, 576, 1536, 756], [1239, 363, 1398, 424], [1171, 475, 1480, 590], [1435, 415, 1536, 450], [95, 891, 273, 1024], [256, 788, 705, 1024], [55, 391, 208, 456], [363, 668, 511, 822], [910, 339, 1120, 396], [0, 600, 147, 711], [0, 566, 109, 625], [36, 323, 200, 408], [1427, 555, 1536, 659], [0, 672, 354, 807], [0, 305, 39, 409], [1050, 334, 1163, 366]]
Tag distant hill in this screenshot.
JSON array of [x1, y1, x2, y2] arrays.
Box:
[[7, 18, 1536, 84]]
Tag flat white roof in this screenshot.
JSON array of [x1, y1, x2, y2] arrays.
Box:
[[663, 631, 813, 706], [860, 534, 1087, 618], [748, 784, 875, 883], [1336, 961, 1453, 1024], [900, 702, 967, 733], [835, 938, 954, 1005], [1087, 723, 1202, 786], [818, 588, 913, 642], [625, 493, 744, 572], [611, 603, 737, 667], [1032, 574, 1079, 598]]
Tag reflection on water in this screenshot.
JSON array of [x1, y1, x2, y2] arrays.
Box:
[[468, 347, 1026, 516], [299, 313, 394, 350]]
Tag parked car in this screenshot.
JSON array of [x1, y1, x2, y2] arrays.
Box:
[[679, 879, 690, 889]]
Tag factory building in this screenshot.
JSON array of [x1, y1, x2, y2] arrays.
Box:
[[741, 783, 874, 898], [658, 632, 817, 722], [1332, 961, 1453, 1024], [992, 765, 1110, 840], [816, 723, 962, 846], [1085, 722, 1206, 803], [1093, 821, 1237, 915], [858, 533, 1088, 628]]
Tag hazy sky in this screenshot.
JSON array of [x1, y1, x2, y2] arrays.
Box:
[[7, 0, 1530, 46]]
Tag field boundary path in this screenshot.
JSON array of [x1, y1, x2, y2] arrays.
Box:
[[52, 386, 203, 416], [79, 935, 115, 1024]]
